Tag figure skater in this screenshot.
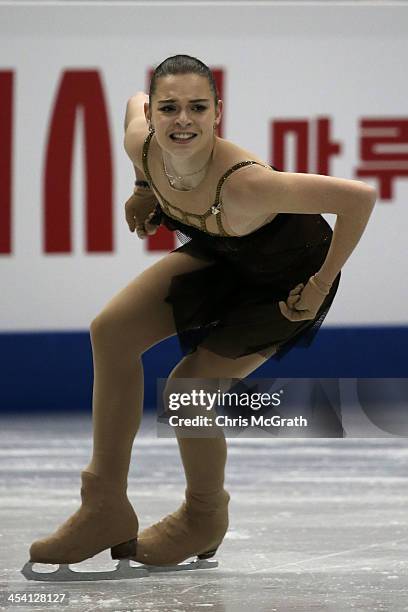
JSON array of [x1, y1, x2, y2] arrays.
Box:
[[26, 54, 376, 577]]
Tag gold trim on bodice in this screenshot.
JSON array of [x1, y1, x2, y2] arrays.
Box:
[[142, 130, 276, 237]]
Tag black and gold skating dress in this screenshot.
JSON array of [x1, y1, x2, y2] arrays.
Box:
[[142, 130, 341, 362]]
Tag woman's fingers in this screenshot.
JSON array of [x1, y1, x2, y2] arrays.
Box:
[[124, 195, 138, 232], [144, 212, 159, 235], [135, 221, 158, 239], [144, 222, 158, 235], [286, 283, 304, 308], [279, 282, 313, 320], [125, 212, 136, 232], [128, 210, 157, 238], [287, 294, 300, 308], [278, 278, 330, 321], [279, 300, 302, 321], [279, 300, 312, 321], [289, 283, 304, 295]]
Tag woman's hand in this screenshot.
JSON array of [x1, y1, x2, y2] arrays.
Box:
[[278, 276, 331, 322], [124, 188, 160, 239], [134, 210, 160, 239]]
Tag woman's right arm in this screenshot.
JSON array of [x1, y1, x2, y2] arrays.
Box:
[[124, 92, 149, 132], [123, 93, 150, 170], [123, 94, 161, 237]]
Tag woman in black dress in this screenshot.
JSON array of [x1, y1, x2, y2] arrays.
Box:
[[27, 55, 376, 572]]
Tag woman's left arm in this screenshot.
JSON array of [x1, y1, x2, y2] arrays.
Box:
[[311, 200, 375, 288], [227, 167, 377, 286]]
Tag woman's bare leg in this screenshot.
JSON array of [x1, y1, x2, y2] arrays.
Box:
[[29, 251, 215, 565], [132, 345, 275, 565], [83, 250, 215, 486]]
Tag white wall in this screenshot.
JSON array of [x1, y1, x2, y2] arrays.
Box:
[[1, 4, 407, 329]]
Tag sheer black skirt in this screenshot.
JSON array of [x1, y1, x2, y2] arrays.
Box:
[[151, 206, 341, 362]]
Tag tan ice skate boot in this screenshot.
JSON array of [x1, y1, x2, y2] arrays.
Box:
[[112, 487, 230, 566], [111, 436, 230, 567], [29, 471, 138, 565]]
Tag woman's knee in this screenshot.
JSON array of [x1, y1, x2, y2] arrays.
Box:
[[89, 310, 143, 356], [90, 299, 174, 356], [90, 312, 112, 340], [161, 348, 270, 427]]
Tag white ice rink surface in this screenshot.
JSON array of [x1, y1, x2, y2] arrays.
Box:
[[0, 413, 407, 612]]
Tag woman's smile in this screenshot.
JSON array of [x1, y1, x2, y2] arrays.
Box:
[[169, 131, 198, 144]]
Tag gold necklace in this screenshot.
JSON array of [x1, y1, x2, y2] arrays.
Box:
[[162, 142, 215, 191]]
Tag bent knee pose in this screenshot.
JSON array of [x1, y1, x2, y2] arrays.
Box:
[[28, 250, 215, 567], [26, 53, 376, 578]]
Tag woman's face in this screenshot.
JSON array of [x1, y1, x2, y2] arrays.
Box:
[[146, 73, 222, 158]]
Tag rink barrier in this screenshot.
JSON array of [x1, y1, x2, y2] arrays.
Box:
[[0, 326, 406, 413]]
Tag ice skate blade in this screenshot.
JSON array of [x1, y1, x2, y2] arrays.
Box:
[[21, 559, 149, 582], [141, 557, 218, 573], [21, 557, 217, 582]]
